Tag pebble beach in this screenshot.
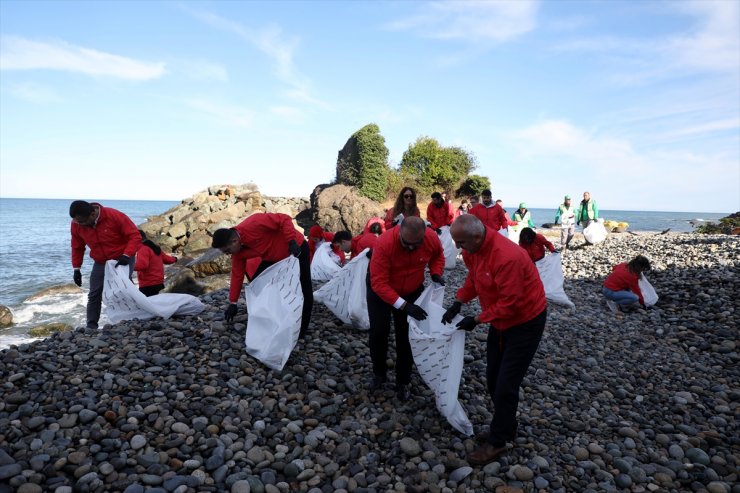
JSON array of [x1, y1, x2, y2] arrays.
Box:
[[0, 232, 738, 493]]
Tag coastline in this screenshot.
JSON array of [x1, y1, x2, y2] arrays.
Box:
[[0, 232, 737, 492]]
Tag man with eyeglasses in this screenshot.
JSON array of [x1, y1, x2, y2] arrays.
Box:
[[469, 189, 507, 233], [367, 216, 445, 401], [211, 212, 313, 337], [69, 200, 141, 329]]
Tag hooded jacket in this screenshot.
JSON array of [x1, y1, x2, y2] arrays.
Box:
[[469, 202, 507, 231], [351, 217, 385, 257], [135, 241, 177, 288]]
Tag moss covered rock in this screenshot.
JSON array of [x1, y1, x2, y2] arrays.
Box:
[[28, 323, 72, 337]]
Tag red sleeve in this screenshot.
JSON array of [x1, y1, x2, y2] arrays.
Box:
[[71, 224, 86, 268], [162, 253, 177, 264], [446, 203, 454, 225], [229, 252, 247, 303], [384, 209, 395, 230], [427, 232, 445, 276], [275, 213, 301, 244], [369, 238, 401, 305], [629, 272, 644, 305], [537, 235, 555, 252], [351, 236, 361, 258], [426, 203, 438, 229], [496, 205, 507, 230], [456, 255, 478, 303], [135, 247, 150, 271], [478, 261, 524, 324], [111, 209, 142, 258]]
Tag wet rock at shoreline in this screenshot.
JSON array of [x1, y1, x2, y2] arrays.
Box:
[[0, 305, 12, 327]]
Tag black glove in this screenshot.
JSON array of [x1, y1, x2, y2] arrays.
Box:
[[366, 249, 373, 259], [114, 255, 130, 267], [225, 304, 238, 322], [441, 301, 462, 324], [288, 240, 301, 258], [403, 302, 428, 321], [73, 269, 82, 287], [435, 228, 442, 235], [456, 316, 478, 331], [431, 274, 445, 286]]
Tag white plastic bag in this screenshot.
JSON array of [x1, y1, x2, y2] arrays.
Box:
[[245, 256, 303, 371], [103, 260, 204, 324], [583, 219, 608, 244], [535, 253, 575, 308], [311, 242, 342, 282], [639, 274, 659, 306], [313, 248, 370, 330], [408, 284, 474, 436], [438, 226, 459, 270]]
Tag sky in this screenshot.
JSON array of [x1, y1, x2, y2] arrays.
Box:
[[0, 0, 738, 213]]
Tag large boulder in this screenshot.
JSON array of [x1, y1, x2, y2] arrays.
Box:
[[310, 184, 385, 235], [24, 284, 82, 302], [183, 230, 214, 255], [28, 323, 72, 338], [0, 305, 12, 327]]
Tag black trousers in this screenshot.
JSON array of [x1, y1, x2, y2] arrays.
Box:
[[251, 242, 313, 335], [486, 308, 547, 446], [366, 278, 423, 385], [139, 284, 164, 297]]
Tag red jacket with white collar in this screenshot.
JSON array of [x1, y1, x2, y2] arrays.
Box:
[[457, 227, 546, 330], [135, 243, 177, 288], [228, 213, 305, 303], [369, 226, 444, 306], [426, 202, 454, 230], [71, 203, 141, 268], [469, 203, 507, 231]]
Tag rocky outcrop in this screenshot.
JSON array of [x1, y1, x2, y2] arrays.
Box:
[[0, 305, 12, 328], [310, 184, 385, 235], [138, 184, 310, 255], [28, 323, 72, 338], [24, 284, 82, 302]]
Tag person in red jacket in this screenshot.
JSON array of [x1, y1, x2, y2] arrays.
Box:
[[454, 199, 469, 220], [69, 200, 141, 329], [351, 218, 384, 257], [469, 189, 507, 232], [518, 227, 556, 262], [135, 230, 178, 296], [426, 192, 454, 232], [307, 225, 334, 262], [211, 212, 313, 336], [368, 217, 445, 401], [384, 187, 420, 230], [602, 255, 651, 313], [328, 231, 352, 266], [441, 214, 547, 465]]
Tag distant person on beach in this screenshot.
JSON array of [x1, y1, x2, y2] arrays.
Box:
[[469, 190, 507, 232], [518, 227, 556, 262], [441, 214, 547, 465], [384, 187, 421, 230], [426, 192, 454, 233], [554, 195, 577, 250], [455, 199, 469, 219], [368, 217, 445, 401], [69, 200, 141, 329], [329, 231, 352, 266], [469, 195, 479, 209], [602, 255, 651, 313], [307, 225, 334, 263], [577, 191, 599, 230], [135, 230, 178, 296], [212, 213, 313, 337], [351, 218, 384, 257], [513, 203, 536, 229]]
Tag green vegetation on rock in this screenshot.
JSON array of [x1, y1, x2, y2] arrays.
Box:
[[29, 323, 73, 337], [694, 212, 740, 235], [455, 174, 491, 198], [335, 124, 391, 202], [399, 137, 477, 195]]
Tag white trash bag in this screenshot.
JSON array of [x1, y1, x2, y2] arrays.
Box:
[[535, 253, 575, 309], [103, 260, 204, 324], [314, 248, 370, 330], [311, 242, 342, 282], [583, 219, 608, 244], [639, 274, 659, 307], [408, 284, 474, 436], [244, 256, 303, 371], [438, 226, 459, 270]]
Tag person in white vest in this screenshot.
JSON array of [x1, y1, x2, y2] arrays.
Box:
[[554, 195, 577, 250]]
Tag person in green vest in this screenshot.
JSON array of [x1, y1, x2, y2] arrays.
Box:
[[577, 191, 599, 245], [554, 195, 577, 250], [513, 203, 536, 229]]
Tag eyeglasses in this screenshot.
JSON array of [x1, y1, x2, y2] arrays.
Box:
[[403, 194, 414, 199]]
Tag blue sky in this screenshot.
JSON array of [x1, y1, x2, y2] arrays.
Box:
[[1, 0, 738, 212]]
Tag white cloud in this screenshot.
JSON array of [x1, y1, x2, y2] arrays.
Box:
[[0, 36, 165, 80], [9, 82, 63, 103], [385, 0, 539, 43], [179, 59, 229, 81], [186, 99, 254, 128]]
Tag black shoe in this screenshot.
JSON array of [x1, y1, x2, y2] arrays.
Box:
[[369, 374, 387, 391], [396, 384, 411, 401]]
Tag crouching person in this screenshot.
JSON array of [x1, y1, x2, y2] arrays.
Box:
[[602, 255, 651, 313]]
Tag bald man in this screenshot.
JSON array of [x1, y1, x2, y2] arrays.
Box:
[[367, 216, 445, 401], [442, 215, 547, 465]]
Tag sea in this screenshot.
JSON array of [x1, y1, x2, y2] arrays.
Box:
[[0, 197, 729, 349]]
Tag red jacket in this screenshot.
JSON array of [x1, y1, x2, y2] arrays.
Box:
[[604, 263, 644, 305], [369, 226, 444, 306], [457, 227, 547, 330], [469, 203, 507, 231], [228, 213, 305, 303], [135, 243, 177, 288], [426, 202, 453, 230], [384, 208, 420, 230], [71, 203, 141, 268], [520, 234, 555, 262], [351, 217, 385, 257], [309, 232, 334, 262]]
